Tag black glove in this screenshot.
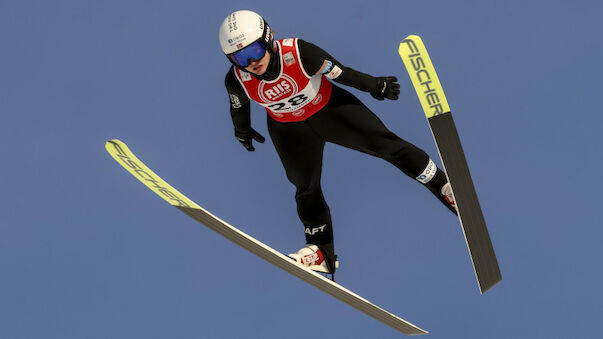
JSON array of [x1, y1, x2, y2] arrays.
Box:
[[235, 128, 265, 152], [371, 76, 400, 101]]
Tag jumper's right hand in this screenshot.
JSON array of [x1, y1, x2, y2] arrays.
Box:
[[236, 128, 265, 152]]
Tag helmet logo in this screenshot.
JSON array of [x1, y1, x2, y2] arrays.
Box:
[[227, 33, 246, 48]]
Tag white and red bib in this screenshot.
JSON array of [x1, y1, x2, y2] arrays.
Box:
[[233, 38, 332, 122]]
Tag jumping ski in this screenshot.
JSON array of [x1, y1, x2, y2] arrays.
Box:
[[398, 35, 502, 294], [105, 139, 427, 335]]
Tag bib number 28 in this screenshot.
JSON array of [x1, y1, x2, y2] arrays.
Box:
[[267, 94, 309, 111]]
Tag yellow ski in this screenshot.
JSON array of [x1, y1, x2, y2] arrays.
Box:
[[106, 139, 427, 335], [399, 35, 502, 294]]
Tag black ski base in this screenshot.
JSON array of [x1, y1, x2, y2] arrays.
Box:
[[428, 113, 502, 293]]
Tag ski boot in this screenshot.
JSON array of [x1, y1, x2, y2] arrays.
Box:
[[441, 182, 458, 213], [288, 244, 339, 280]]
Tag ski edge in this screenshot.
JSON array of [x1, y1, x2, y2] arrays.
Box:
[[105, 139, 428, 335]]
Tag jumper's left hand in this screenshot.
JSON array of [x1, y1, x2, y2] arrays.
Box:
[[371, 76, 400, 101]]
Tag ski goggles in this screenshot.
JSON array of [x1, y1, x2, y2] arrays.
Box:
[[228, 40, 267, 67]]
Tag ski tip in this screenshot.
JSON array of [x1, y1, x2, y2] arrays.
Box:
[[398, 35, 451, 119], [398, 35, 423, 52], [105, 138, 201, 210], [105, 139, 123, 151], [401, 34, 421, 41]]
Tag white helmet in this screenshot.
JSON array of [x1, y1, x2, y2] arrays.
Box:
[[219, 10, 273, 67]]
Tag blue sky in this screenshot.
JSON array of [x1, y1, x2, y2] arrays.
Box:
[[2, 1, 602, 338]]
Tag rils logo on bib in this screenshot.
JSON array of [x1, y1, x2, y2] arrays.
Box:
[[259, 74, 298, 102]]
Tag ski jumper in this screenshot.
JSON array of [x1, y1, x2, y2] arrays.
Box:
[[224, 38, 454, 256]]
